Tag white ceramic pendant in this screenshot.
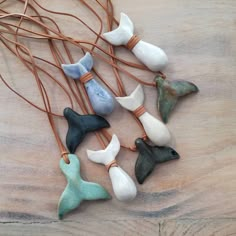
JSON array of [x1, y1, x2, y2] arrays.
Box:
[[116, 85, 171, 146], [87, 134, 137, 201], [103, 13, 168, 72]]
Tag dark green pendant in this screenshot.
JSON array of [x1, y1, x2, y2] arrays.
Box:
[[155, 76, 199, 123], [64, 108, 110, 153], [135, 138, 180, 184]]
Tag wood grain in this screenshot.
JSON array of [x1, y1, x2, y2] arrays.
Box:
[[0, 0, 236, 235]]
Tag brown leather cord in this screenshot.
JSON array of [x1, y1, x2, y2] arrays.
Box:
[[0, 0, 167, 154], [80, 72, 93, 84], [133, 105, 146, 118], [105, 160, 118, 172], [126, 35, 141, 51], [0, 13, 155, 86]]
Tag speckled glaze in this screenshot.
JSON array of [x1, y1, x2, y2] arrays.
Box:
[[87, 134, 137, 201], [135, 138, 180, 184], [62, 53, 114, 116], [58, 154, 111, 219], [156, 76, 199, 123], [103, 13, 168, 72]]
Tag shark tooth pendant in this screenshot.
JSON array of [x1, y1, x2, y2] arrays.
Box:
[[58, 154, 111, 219], [135, 138, 180, 184], [62, 53, 114, 116], [156, 76, 199, 123], [64, 107, 110, 153], [87, 134, 137, 201], [116, 85, 171, 146], [103, 13, 168, 71]]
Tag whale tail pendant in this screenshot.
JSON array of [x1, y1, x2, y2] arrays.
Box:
[[62, 52, 93, 79], [64, 107, 110, 153], [87, 135, 137, 201], [156, 76, 199, 123], [103, 13, 168, 71], [58, 154, 111, 219], [62, 53, 114, 116], [87, 134, 120, 165], [135, 138, 180, 184], [116, 85, 171, 146], [103, 13, 134, 46], [116, 84, 144, 112]]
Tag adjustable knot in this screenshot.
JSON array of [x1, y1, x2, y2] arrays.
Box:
[[126, 35, 140, 50], [105, 160, 118, 172], [61, 151, 70, 164], [80, 72, 93, 84], [133, 105, 146, 118]]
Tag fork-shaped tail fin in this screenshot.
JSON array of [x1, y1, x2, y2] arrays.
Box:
[[58, 154, 111, 219]]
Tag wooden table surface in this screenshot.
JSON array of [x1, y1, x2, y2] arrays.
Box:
[[0, 0, 236, 235]]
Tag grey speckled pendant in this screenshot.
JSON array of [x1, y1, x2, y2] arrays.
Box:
[[156, 76, 199, 123], [135, 138, 180, 184]]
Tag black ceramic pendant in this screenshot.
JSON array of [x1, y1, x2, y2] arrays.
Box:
[[155, 76, 199, 123], [135, 138, 180, 184], [64, 107, 110, 153]]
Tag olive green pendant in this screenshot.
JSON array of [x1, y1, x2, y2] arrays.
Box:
[[58, 154, 111, 219], [135, 138, 180, 184], [155, 76, 199, 123]]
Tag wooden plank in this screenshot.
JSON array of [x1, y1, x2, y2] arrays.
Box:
[[0, 0, 236, 235], [0, 219, 235, 236]]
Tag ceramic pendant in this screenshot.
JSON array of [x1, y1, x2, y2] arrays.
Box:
[[58, 154, 111, 219], [62, 53, 114, 116], [155, 76, 199, 123], [116, 85, 171, 146], [103, 13, 168, 71], [135, 138, 180, 184], [64, 107, 110, 153], [87, 134, 137, 201]]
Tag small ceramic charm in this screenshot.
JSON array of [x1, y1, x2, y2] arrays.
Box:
[[116, 85, 171, 146], [58, 154, 111, 219], [87, 134, 137, 201], [64, 107, 110, 153], [135, 138, 180, 184], [62, 53, 114, 116], [103, 13, 168, 71], [155, 76, 199, 123]]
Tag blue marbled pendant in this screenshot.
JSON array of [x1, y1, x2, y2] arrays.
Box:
[[85, 79, 114, 116], [62, 53, 115, 116]]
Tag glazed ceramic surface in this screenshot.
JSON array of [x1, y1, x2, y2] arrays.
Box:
[[116, 85, 171, 146], [103, 13, 168, 71], [64, 107, 110, 153], [87, 135, 137, 201], [156, 76, 199, 123], [62, 53, 114, 116], [58, 154, 111, 219], [135, 138, 180, 184]]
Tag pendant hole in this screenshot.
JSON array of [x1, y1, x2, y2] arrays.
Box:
[[171, 150, 178, 156]]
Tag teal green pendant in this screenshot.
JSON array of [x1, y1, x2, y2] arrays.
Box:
[[155, 76, 199, 123], [58, 154, 111, 219]]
